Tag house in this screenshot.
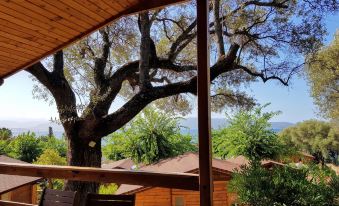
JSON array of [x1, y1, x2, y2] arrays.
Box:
[[102, 158, 135, 170], [112, 153, 283, 206], [0, 155, 42, 204]]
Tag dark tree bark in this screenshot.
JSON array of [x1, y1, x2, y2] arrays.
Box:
[[213, 0, 225, 56], [64, 130, 102, 205]]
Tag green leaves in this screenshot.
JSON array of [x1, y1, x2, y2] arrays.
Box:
[[103, 107, 197, 164], [279, 120, 339, 164], [213, 104, 289, 161], [230, 163, 339, 206], [0, 128, 12, 140], [7, 132, 42, 163], [306, 32, 339, 121]]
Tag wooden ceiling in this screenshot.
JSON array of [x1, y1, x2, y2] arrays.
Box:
[[0, 0, 188, 79]]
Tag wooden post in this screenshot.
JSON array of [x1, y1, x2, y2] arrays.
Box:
[[197, 0, 213, 206]]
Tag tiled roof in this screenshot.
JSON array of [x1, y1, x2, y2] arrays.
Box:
[[116, 153, 243, 195], [102, 158, 135, 170], [0, 155, 42, 195]]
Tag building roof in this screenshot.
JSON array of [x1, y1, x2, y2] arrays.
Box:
[[102, 158, 135, 170], [0, 0, 188, 80], [0, 155, 42, 195], [116, 153, 245, 195], [226, 156, 284, 168]]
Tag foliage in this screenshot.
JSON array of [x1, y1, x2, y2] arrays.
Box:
[[103, 108, 197, 164], [306, 32, 339, 120], [34, 149, 66, 190], [213, 105, 291, 161], [280, 120, 339, 165], [8, 132, 42, 163], [39, 135, 67, 158], [0, 128, 12, 140], [103, 132, 129, 161], [99, 184, 118, 195], [0, 140, 9, 155], [34, 149, 67, 166], [229, 163, 339, 206]]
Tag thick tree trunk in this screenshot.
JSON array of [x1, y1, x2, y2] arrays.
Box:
[[63, 130, 102, 205]]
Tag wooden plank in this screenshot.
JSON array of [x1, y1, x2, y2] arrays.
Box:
[[0, 0, 189, 79], [197, 0, 213, 206], [0, 50, 31, 62], [28, 0, 91, 29], [12, 0, 86, 32], [0, 24, 56, 50], [0, 19, 63, 49], [0, 8, 69, 41], [71, 0, 112, 19], [0, 42, 40, 56], [0, 200, 36, 206], [45, 0, 98, 26], [0, 1, 79, 36], [59, 0, 106, 22], [87, 0, 119, 15], [0, 163, 199, 191]]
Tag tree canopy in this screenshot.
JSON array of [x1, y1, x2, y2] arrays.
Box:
[[213, 104, 290, 161], [306, 32, 339, 121], [0, 128, 12, 140], [7, 132, 42, 163], [103, 108, 197, 164], [280, 120, 339, 165]]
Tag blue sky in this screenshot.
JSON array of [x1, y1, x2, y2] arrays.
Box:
[[0, 14, 338, 123]]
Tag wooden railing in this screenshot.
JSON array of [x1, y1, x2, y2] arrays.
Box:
[[0, 162, 199, 191], [0, 200, 37, 206]]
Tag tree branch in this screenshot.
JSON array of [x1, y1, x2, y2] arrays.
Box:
[[53, 51, 64, 77], [26, 62, 78, 129], [213, 0, 225, 56], [236, 64, 290, 86], [90, 44, 240, 139], [138, 12, 153, 90]]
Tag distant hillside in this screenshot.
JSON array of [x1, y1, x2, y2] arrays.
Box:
[[0, 120, 64, 137], [0, 118, 294, 138], [180, 118, 294, 136]]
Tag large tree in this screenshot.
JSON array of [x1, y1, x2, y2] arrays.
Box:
[[26, 0, 337, 195], [280, 120, 339, 165], [306, 32, 339, 121]]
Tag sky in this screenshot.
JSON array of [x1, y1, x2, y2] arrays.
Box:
[[0, 14, 338, 124]]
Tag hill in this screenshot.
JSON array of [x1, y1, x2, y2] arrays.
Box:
[[0, 118, 294, 138]]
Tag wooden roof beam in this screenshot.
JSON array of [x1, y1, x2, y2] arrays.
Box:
[[0, 0, 189, 79], [0, 162, 199, 191]]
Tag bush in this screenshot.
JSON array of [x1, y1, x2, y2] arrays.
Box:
[[229, 163, 339, 206], [213, 104, 293, 161], [0, 128, 12, 140], [99, 184, 118, 194], [39, 135, 67, 158], [8, 132, 42, 163], [103, 108, 197, 164], [34, 149, 66, 190]]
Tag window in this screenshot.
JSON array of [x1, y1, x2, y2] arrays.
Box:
[[173, 196, 185, 206]]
